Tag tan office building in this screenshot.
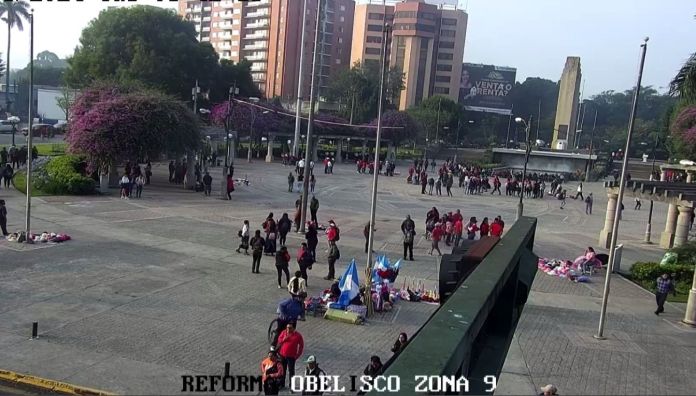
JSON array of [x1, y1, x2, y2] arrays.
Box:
[[179, 0, 354, 98], [350, 0, 467, 110]]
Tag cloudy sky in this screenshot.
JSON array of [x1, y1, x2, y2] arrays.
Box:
[[1, 0, 694, 97]]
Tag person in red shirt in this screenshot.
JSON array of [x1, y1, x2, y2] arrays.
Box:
[[277, 322, 304, 388], [261, 347, 285, 395], [453, 218, 463, 247], [480, 217, 490, 237], [429, 222, 443, 256], [466, 217, 479, 240], [452, 209, 463, 223], [490, 217, 504, 237]]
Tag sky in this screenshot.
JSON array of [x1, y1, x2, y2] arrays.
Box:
[[0, 0, 694, 97]]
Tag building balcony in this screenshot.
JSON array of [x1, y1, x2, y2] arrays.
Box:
[[243, 32, 268, 40], [243, 43, 268, 50], [245, 21, 269, 29], [245, 54, 268, 61], [246, 10, 269, 18]]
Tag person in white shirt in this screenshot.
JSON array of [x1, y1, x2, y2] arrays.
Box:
[[120, 174, 130, 199]]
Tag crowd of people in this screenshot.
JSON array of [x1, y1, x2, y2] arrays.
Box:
[[421, 207, 505, 256], [118, 161, 151, 199], [0, 145, 37, 170]]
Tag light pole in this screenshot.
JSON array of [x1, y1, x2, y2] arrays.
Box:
[[365, 21, 390, 319], [515, 116, 533, 221], [299, 0, 323, 234], [292, 0, 309, 158], [596, 37, 648, 340], [25, 9, 35, 241], [3, 116, 20, 146], [644, 132, 660, 243], [247, 108, 270, 163], [585, 106, 598, 183], [435, 96, 442, 146]]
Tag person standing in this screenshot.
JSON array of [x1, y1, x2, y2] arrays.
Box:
[[654, 273, 676, 315], [250, 230, 265, 273], [135, 174, 145, 198], [168, 160, 175, 183], [428, 177, 435, 195], [277, 322, 304, 389], [297, 243, 314, 283], [3, 164, 14, 188], [490, 217, 503, 237], [120, 173, 130, 199], [302, 355, 326, 396], [310, 196, 319, 224], [420, 172, 427, 194], [446, 175, 453, 197], [305, 224, 318, 261], [0, 200, 8, 236], [236, 220, 250, 254], [261, 347, 285, 395], [275, 246, 291, 289], [294, 195, 303, 232], [435, 177, 442, 196], [480, 217, 490, 237], [310, 174, 316, 193], [453, 216, 463, 247], [278, 213, 292, 246], [226, 174, 235, 200], [325, 243, 340, 281], [574, 182, 584, 200], [288, 172, 295, 193], [403, 223, 415, 261], [466, 217, 479, 240], [202, 171, 213, 196], [585, 193, 593, 215]]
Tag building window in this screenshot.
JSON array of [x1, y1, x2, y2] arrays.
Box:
[[439, 41, 455, 49], [436, 64, 452, 71], [340, 16, 345, 22], [440, 29, 456, 37], [441, 18, 457, 26], [435, 75, 451, 83], [367, 24, 382, 32], [365, 47, 381, 55], [395, 11, 436, 20], [366, 35, 382, 43], [336, 59, 341, 64], [338, 37, 343, 44], [434, 87, 450, 94], [340, 4, 345, 11], [368, 13, 384, 20], [437, 52, 453, 60]]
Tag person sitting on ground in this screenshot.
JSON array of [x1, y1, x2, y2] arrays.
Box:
[[391, 333, 409, 355]]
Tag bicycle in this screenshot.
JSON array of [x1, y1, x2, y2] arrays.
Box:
[[267, 316, 286, 346]]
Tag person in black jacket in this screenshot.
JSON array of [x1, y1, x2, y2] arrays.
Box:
[[250, 230, 265, 274], [363, 356, 383, 379], [302, 355, 326, 396], [305, 223, 318, 261], [391, 333, 408, 355], [202, 172, 213, 196], [278, 213, 292, 246]]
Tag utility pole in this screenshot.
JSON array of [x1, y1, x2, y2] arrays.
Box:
[[644, 131, 659, 243], [25, 10, 35, 240], [299, 0, 323, 234], [536, 99, 541, 141], [596, 37, 648, 340], [585, 108, 598, 183], [292, 0, 309, 158], [505, 104, 514, 148], [365, 22, 390, 318], [435, 96, 442, 145]]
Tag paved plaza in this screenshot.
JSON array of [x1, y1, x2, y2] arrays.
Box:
[[0, 160, 695, 395]]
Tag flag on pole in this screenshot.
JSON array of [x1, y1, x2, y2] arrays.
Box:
[[338, 259, 360, 307]]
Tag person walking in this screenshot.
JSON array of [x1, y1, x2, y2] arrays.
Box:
[[325, 243, 340, 281], [435, 177, 442, 196], [654, 273, 676, 315], [202, 171, 213, 196], [135, 174, 145, 198], [250, 230, 265, 273], [428, 177, 435, 195], [278, 213, 292, 246], [3, 164, 14, 188], [288, 172, 295, 193], [144, 161, 152, 185], [310, 174, 316, 193], [236, 220, 250, 254], [226, 174, 235, 200], [634, 197, 642, 210], [310, 196, 319, 224], [277, 322, 304, 389], [275, 246, 291, 289], [168, 160, 175, 183], [585, 193, 593, 215], [302, 355, 326, 396], [297, 243, 314, 284], [559, 189, 567, 209], [574, 182, 584, 200], [305, 224, 318, 261], [0, 200, 8, 236], [120, 173, 130, 199], [261, 347, 285, 395], [429, 223, 442, 256]]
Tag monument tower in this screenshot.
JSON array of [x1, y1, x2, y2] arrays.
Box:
[[551, 57, 582, 150]]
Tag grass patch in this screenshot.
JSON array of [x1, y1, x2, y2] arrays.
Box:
[[11, 171, 50, 197], [34, 143, 67, 156]]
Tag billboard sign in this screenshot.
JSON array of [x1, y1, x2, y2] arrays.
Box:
[[458, 63, 516, 115]]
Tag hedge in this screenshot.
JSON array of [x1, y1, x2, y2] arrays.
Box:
[[629, 261, 693, 302], [14, 155, 96, 196]]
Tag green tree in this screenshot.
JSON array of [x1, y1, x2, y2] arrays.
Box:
[[0, 0, 30, 113], [65, 6, 220, 100], [407, 96, 461, 144], [509, 77, 559, 143], [35, 50, 68, 69]]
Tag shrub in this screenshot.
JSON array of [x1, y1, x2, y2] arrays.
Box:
[[44, 155, 96, 195], [630, 261, 694, 295], [669, 241, 696, 266]]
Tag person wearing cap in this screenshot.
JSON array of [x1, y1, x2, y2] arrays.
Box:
[[277, 322, 304, 389], [539, 384, 557, 396], [302, 355, 326, 395], [261, 347, 284, 395]]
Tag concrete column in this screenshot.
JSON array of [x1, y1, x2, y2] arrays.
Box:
[[660, 170, 666, 182], [674, 205, 693, 247], [312, 140, 319, 162], [599, 193, 618, 249], [683, 268, 696, 325], [336, 139, 342, 163], [687, 171, 695, 183], [108, 163, 119, 188], [660, 204, 679, 249], [265, 135, 274, 163]]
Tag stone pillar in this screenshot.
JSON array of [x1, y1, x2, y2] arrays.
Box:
[[336, 139, 342, 163], [683, 269, 696, 325], [674, 205, 693, 247], [312, 140, 319, 162], [687, 171, 695, 183], [660, 170, 667, 182], [108, 163, 119, 188], [660, 204, 679, 249], [265, 135, 274, 163], [599, 193, 618, 249]]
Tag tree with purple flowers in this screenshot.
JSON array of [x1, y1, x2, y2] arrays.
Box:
[[66, 83, 200, 172], [670, 105, 696, 160]]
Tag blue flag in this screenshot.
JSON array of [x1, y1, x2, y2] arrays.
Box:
[[338, 259, 360, 307]]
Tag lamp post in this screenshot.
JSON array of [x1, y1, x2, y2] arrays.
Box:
[[292, 0, 309, 158], [585, 106, 598, 183], [596, 37, 648, 340], [515, 116, 533, 221], [4, 116, 20, 146], [299, 0, 323, 234], [365, 21, 390, 319], [644, 132, 660, 243], [25, 10, 35, 240]]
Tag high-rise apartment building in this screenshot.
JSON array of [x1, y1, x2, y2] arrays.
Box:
[[178, 0, 354, 99], [350, 0, 467, 110]]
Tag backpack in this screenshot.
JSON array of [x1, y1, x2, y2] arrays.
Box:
[[334, 227, 340, 242]]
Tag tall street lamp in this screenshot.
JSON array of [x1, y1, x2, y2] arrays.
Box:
[[596, 37, 649, 340], [299, 0, 323, 234], [515, 115, 533, 220], [584, 103, 598, 183], [364, 21, 391, 319], [644, 132, 661, 243], [2, 116, 20, 146]]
